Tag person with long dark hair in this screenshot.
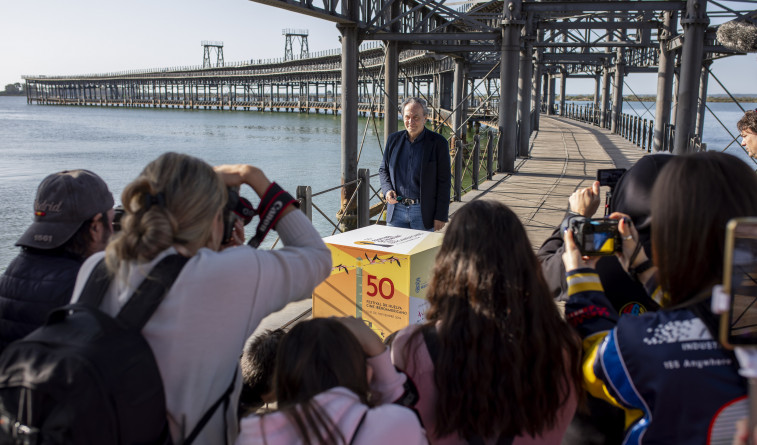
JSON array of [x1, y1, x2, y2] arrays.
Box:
[[563, 151, 757, 444], [236, 317, 426, 445], [391, 199, 583, 444]]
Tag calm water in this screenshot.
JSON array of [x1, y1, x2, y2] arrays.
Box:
[[0, 96, 753, 271], [0, 96, 384, 271]]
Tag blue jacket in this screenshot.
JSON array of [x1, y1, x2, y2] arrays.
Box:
[[379, 128, 451, 230], [0, 249, 83, 353], [565, 269, 747, 445]]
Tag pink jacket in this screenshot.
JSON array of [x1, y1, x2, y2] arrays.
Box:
[[390, 325, 577, 445], [235, 348, 427, 445]]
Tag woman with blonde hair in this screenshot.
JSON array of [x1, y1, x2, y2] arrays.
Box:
[[391, 199, 582, 444], [70, 152, 331, 444]]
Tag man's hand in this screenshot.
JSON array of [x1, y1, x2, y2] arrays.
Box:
[[569, 180, 601, 217], [386, 190, 398, 204], [433, 220, 446, 231]]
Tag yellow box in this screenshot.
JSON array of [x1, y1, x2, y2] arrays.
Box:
[[313, 226, 443, 339]]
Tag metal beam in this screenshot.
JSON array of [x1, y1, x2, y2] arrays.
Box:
[[542, 20, 659, 30], [365, 32, 500, 41], [523, 1, 686, 13]]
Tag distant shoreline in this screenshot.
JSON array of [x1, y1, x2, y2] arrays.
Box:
[[564, 95, 757, 103]]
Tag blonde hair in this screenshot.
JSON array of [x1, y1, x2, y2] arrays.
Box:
[[106, 152, 226, 268]]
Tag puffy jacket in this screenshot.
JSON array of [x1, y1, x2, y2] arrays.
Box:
[[0, 248, 82, 352]]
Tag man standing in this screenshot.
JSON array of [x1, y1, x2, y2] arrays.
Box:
[[0, 170, 114, 352], [738, 109, 757, 158], [379, 97, 451, 231]]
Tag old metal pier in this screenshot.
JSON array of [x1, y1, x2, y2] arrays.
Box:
[[23, 1, 756, 229]]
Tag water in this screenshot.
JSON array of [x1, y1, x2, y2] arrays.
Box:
[[1, 96, 754, 271], [0, 96, 385, 271], [568, 99, 757, 166]]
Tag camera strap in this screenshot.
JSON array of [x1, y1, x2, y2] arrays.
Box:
[[248, 182, 298, 248]]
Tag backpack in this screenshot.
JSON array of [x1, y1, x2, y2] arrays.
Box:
[[0, 255, 187, 445]]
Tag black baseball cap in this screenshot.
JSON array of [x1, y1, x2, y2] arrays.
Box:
[[16, 170, 114, 249]]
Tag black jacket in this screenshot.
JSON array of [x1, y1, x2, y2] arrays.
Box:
[[0, 248, 83, 353], [379, 128, 451, 229]]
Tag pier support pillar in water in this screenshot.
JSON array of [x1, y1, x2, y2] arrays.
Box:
[[517, 13, 534, 158], [498, 0, 522, 173], [653, 10, 678, 152], [338, 22, 359, 231], [673, 0, 708, 155]]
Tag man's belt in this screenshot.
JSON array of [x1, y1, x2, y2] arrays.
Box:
[[398, 197, 419, 205]]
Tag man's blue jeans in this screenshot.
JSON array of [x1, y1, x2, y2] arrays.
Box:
[[388, 203, 430, 231]]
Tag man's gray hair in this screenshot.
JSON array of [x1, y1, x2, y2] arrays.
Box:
[[400, 97, 429, 117]]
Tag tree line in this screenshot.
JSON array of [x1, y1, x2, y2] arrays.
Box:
[[1, 83, 24, 96]]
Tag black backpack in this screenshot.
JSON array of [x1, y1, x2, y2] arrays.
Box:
[[0, 255, 188, 445]]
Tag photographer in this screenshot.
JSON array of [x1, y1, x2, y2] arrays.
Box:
[[562, 152, 756, 444], [537, 154, 672, 312], [70, 152, 331, 444]]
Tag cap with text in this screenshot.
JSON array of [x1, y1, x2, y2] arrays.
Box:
[[16, 170, 114, 250]]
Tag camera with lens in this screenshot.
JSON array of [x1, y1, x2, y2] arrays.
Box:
[[223, 187, 256, 244], [112, 205, 125, 232], [565, 217, 621, 256]]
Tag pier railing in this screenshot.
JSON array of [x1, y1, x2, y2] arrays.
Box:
[[556, 102, 680, 154]]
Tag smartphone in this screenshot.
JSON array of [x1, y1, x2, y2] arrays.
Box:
[[720, 217, 757, 349], [569, 217, 621, 256], [597, 168, 626, 189]]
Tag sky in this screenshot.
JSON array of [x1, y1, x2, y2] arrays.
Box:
[[1, 0, 755, 96]]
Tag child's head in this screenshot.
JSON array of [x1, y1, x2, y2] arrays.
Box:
[[274, 318, 370, 408], [240, 328, 286, 411]]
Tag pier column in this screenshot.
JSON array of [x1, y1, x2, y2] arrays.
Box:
[[497, 0, 522, 173], [384, 39, 399, 142], [653, 11, 678, 152], [672, 0, 709, 155], [559, 69, 567, 117], [531, 30, 543, 131], [593, 74, 601, 108], [338, 22, 359, 230], [611, 48, 625, 134], [547, 73, 556, 115], [695, 58, 712, 142], [517, 13, 534, 157]]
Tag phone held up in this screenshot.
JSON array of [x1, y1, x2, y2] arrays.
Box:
[[563, 216, 622, 257], [720, 217, 757, 349], [597, 168, 626, 189]]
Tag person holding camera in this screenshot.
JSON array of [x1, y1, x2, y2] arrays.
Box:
[[562, 151, 756, 444], [69, 152, 331, 444]]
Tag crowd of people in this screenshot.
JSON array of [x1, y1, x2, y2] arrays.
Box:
[[1, 111, 757, 444]]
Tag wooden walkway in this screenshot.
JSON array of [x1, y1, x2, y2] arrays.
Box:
[[450, 115, 649, 249], [252, 115, 650, 335]]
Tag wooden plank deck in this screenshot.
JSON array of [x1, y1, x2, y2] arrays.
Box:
[[450, 115, 650, 249], [252, 115, 651, 334]]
